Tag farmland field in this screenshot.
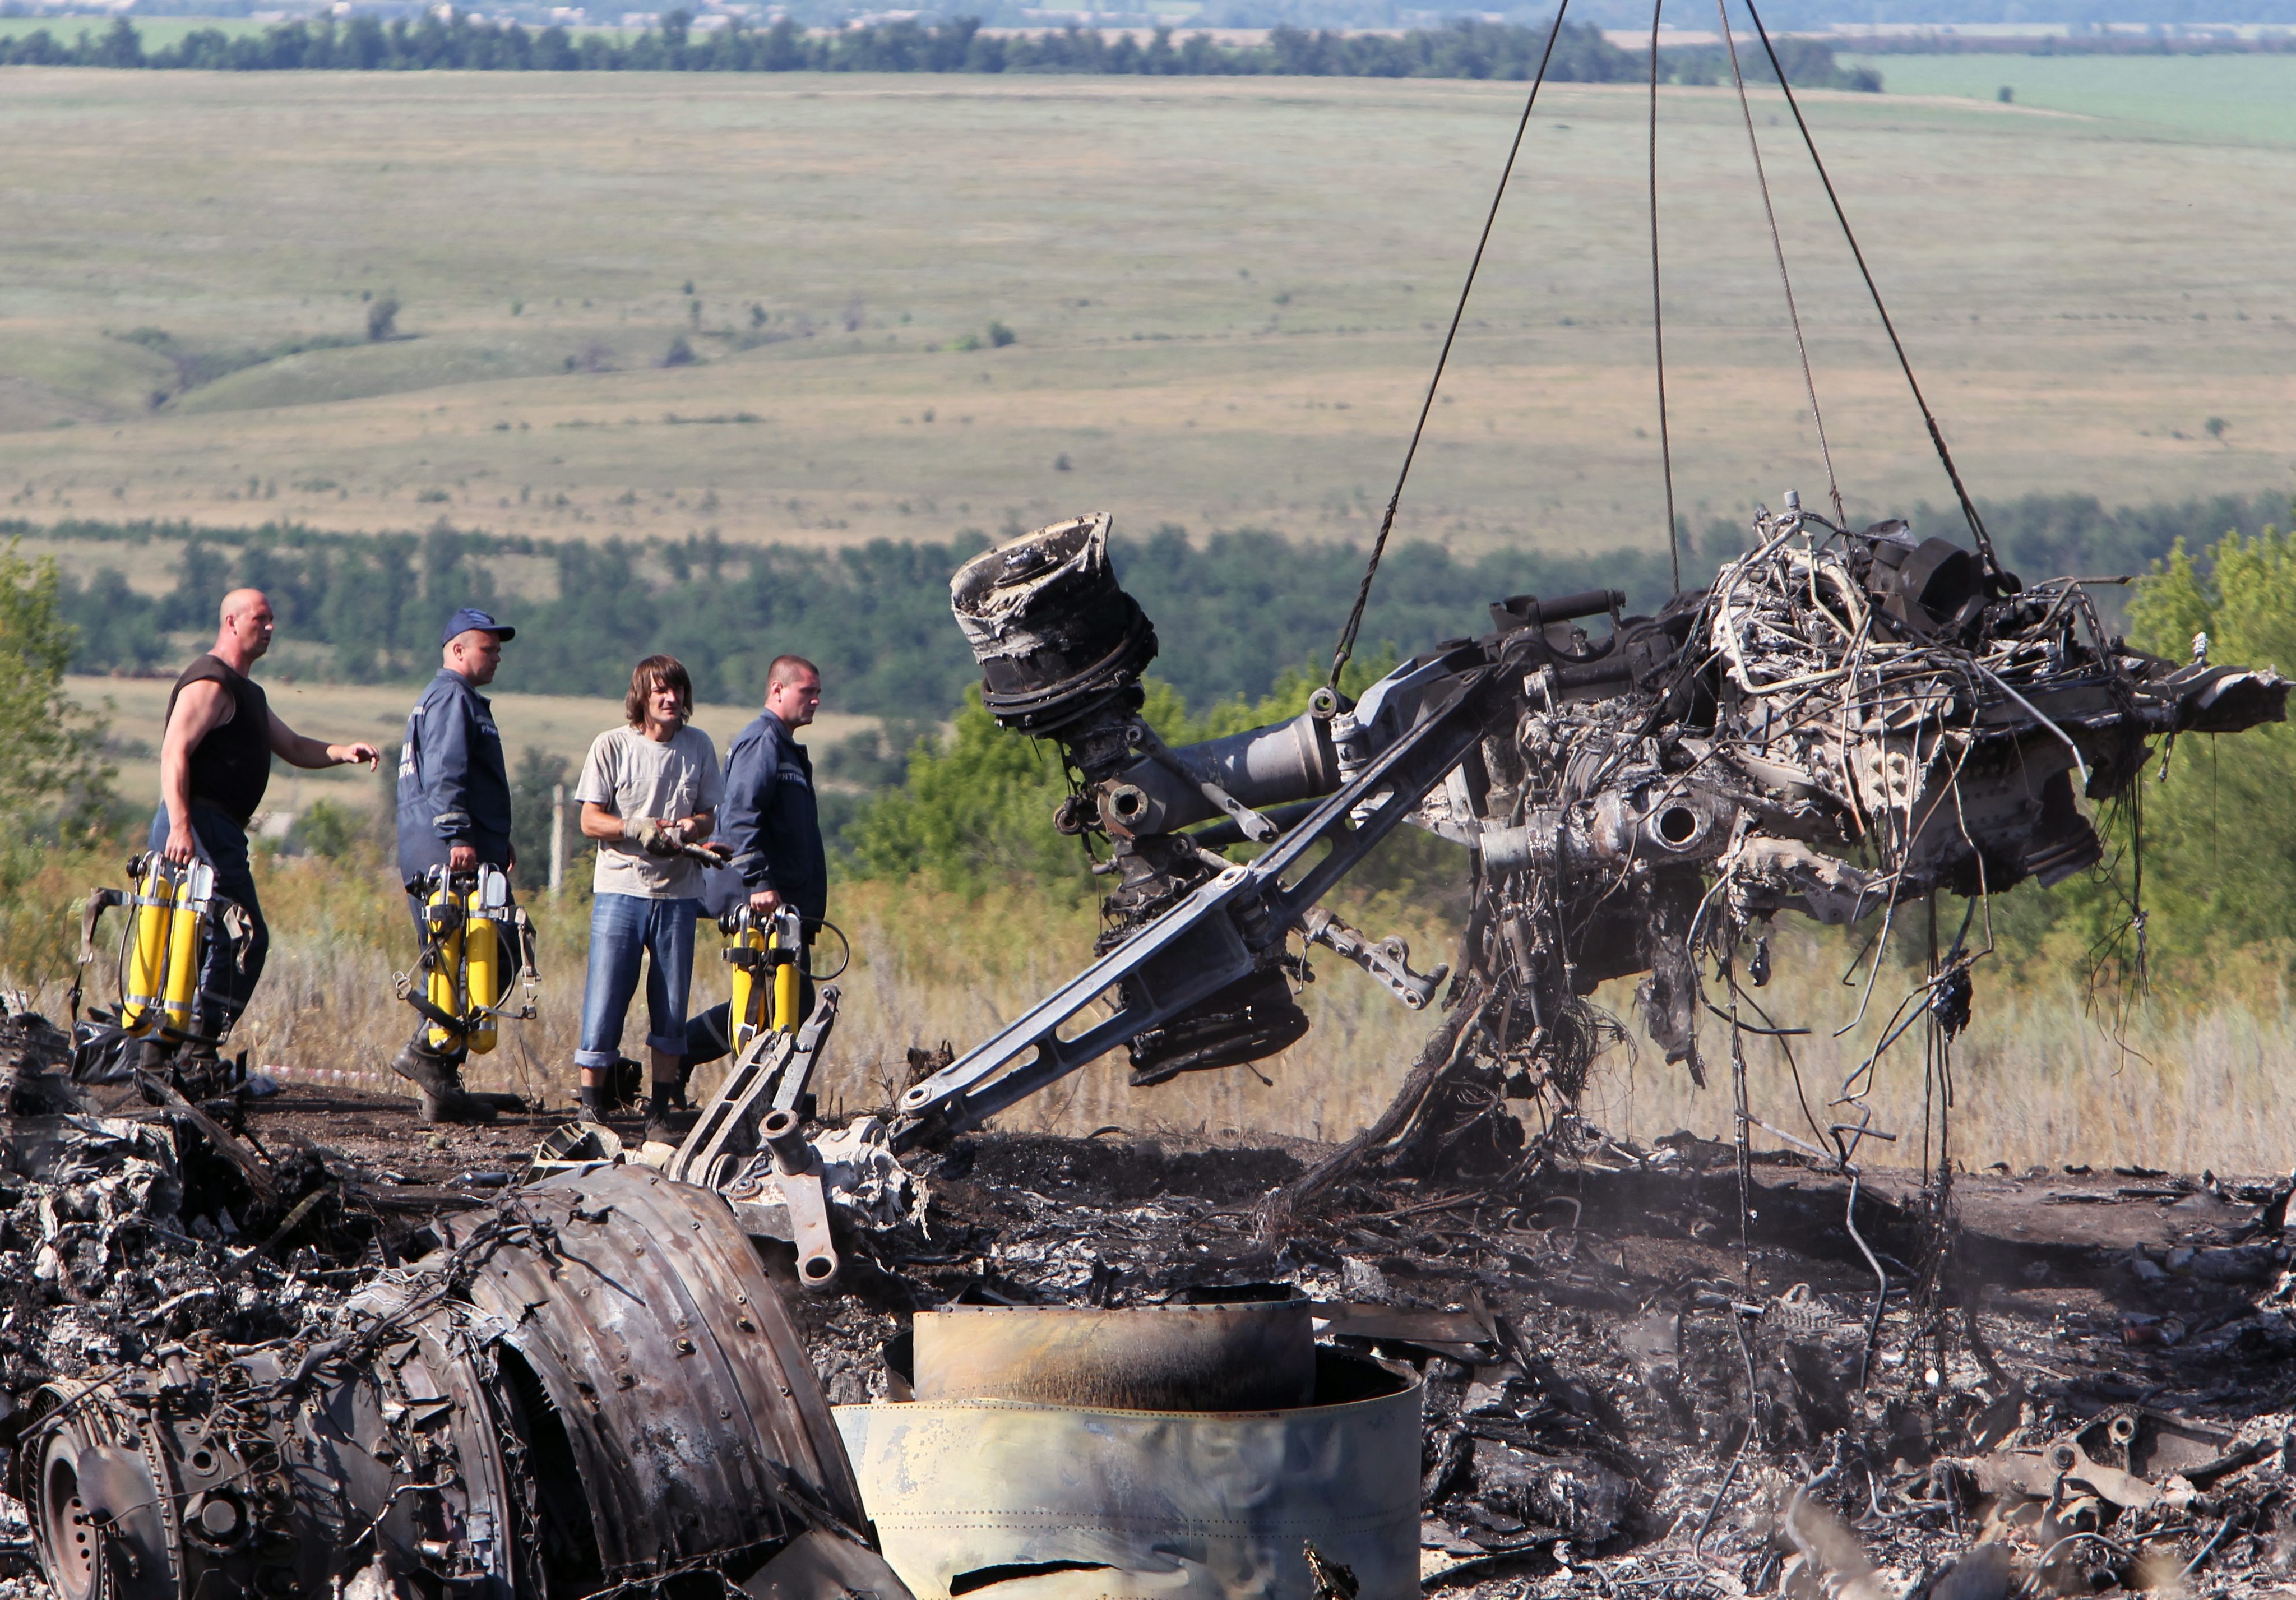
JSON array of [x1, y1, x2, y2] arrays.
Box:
[[0, 15, 268, 45], [2, 64, 2292, 571], [1837, 52, 2296, 146]]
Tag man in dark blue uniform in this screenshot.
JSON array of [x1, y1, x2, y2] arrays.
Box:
[[392, 607, 518, 1123], [676, 655, 826, 1108]]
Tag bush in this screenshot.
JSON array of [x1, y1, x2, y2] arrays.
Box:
[[511, 745, 589, 886], [366, 293, 400, 342], [987, 320, 1016, 348], [1987, 520, 2296, 990], [288, 798, 367, 859], [662, 335, 697, 368], [0, 542, 113, 833]]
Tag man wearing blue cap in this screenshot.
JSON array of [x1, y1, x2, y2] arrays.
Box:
[[391, 608, 519, 1122]]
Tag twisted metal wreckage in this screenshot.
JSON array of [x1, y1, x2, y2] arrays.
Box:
[[12, 501, 2286, 1600], [896, 505, 2289, 1154], [10, 4, 2294, 1594]]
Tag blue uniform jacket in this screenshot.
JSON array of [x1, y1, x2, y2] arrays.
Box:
[[396, 669, 514, 885], [700, 710, 827, 924]]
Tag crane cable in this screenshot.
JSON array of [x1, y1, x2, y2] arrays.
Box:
[[1737, 0, 2002, 576], [1716, 0, 1845, 528], [1648, 0, 1682, 593], [1334, 0, 2002, 684], [1326, 1, 1573, 692]]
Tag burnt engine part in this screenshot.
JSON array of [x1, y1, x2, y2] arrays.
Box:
[[951, 516, 1323, 1084], [951, 511, 1158, 741], [899, 505, 2289, 1148], [840, 1302, 1419, 1600], [912, 1290, 1316, 1412], [17, 1166, 906, 1600]]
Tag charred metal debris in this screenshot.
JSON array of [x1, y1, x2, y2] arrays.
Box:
[[822, 1130, 2296, 1599], [0, 1013, 905, 1600], [1, 500, 2292, 1600], [13, 1011, 2296, 1597], [900, 505, 2286, 1163]]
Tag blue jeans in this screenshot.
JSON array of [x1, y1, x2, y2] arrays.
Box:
[[576, 893, 700, 1069], [145, 803, 267, 1040]]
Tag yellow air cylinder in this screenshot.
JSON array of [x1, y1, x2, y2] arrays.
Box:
[[120, 856, 178, 1034], [464, 866, 509, 1055], [159, 865, 205, 1032], [770, 907, 803, 1033], [129, 858, 212, 1035], [726, 909, 771, 1052], [424, 871, 467, 1052]]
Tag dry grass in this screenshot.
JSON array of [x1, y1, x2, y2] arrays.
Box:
[[2, 70, 2293, 561], [7, 845, 2292, 1177], [1, 850, 1442, 1136], [1578, 930, 2296, 1182]]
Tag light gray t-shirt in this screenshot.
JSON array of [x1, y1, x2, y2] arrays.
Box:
[[575, 723, 725, 900]]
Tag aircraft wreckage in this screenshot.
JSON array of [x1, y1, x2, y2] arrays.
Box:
[[892, 501, 2290, 1131], [9, 495, 2286, 1600]]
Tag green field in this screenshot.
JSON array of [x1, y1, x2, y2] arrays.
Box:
[[1840, 52, 2296, 146], [0, 15, 269, 44], [1, 66, 2292, 566]]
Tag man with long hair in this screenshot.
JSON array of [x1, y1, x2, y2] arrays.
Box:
[[572, 655, 723, 1123]]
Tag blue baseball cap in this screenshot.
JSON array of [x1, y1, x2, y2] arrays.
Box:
[[442, 607, 516, 645]]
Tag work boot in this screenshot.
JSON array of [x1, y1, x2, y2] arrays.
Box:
[[390, 1037, 496, 1125], [608, 1055, 645, 1110], [642, 1090, 683, 1147]]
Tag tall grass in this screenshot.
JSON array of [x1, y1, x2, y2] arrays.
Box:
[[6, 846, 2292, 1176], [1577, 929, 2296, 1181]]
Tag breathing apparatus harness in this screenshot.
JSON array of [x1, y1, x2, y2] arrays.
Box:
[[395, 863, 540, 1061], [720, 903, 849, 1054], [74, 853, 257, 1045]]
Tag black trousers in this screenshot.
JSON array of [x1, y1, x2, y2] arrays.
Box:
[[145, 803, 266, 1040]]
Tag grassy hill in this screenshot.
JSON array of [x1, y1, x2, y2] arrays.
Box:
[[1, 66, 2292, 561]]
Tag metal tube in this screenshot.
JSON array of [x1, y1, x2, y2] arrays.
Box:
[[763, 1108, 813, 1175], [549, 782, 566, 898], [1101, 711, 1340, 835]]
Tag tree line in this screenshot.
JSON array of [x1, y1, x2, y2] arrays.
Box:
[[27, 486, 2290, 720], [1847, 31, 2296, 55], [0, 12, 1881, 87], [37, 517, 1679, 716]]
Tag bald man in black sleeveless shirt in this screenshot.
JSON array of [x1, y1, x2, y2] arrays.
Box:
[[151, 588, 379, 1039]]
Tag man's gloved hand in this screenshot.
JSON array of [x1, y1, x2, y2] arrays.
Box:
[[628, 819, 679, 856]]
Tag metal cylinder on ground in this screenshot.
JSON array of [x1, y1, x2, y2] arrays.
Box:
[[838, 1332, 1422, 1600], [911, 1290, 1315, 1413]]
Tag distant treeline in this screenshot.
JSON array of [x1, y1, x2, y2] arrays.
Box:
[[23, 488, 2289, 719], [1844, 31, 2296, 54], [0, 12, 1881, 87]]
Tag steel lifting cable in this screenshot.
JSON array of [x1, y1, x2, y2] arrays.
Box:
[[1737, 0, 2001, 576], [1715, 0, 1844, 527], [1327, 1, 1573, 691], [1647, 0, 1682, 593]]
